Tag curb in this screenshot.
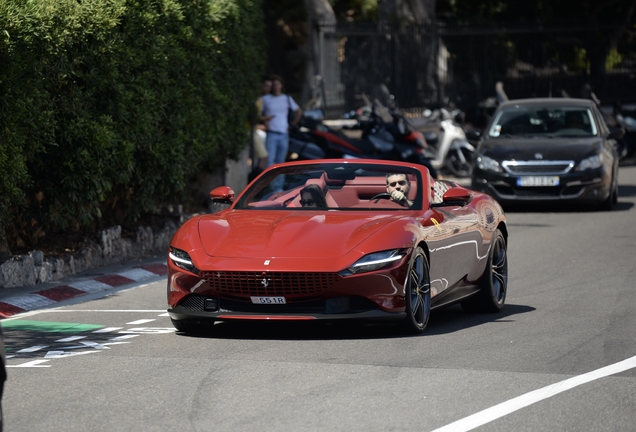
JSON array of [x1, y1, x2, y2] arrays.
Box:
[[0, 263, 168, 319]]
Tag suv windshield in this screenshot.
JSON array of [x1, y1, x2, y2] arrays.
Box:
[[488, 106, 598, 138]]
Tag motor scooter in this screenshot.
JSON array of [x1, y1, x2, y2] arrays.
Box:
[[417, 108, 475, 178]]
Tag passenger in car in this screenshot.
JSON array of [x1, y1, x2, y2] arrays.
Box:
[[386, 173, 413, 207], [300, 184, 328, 208]]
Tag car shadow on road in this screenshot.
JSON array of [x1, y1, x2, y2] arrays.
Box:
[[502, 198, 634, 213], [176, 303, 535, 341]]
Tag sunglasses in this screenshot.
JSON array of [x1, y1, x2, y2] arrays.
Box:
[[388, 180, 407, 187], [300, 199, 316, 206]]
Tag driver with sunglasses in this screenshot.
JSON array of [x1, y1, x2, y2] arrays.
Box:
[[386, 173, 413, 207]]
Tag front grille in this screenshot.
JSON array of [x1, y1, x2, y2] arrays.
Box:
[[199, 271, 341, 296], [512, 188, 563, 197], [220, 297, 326, 313], [177, 294, 380, 314], [502, 160, 574, 175]]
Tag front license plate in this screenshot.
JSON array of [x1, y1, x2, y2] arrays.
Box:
[[517, 176, 560, 187], [250, 296, 287, 304]]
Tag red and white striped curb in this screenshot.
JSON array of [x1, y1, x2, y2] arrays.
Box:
[[0, 263, 167, 319]]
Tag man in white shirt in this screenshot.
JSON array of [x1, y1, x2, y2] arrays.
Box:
[[260, 75, 302, 169]]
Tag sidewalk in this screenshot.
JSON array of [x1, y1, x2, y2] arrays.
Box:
[[0, 254, 168, 319]]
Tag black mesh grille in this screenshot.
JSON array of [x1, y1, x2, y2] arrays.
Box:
[[199, 271, 341, 296], [179, 294, 205, 311], [503, 161, 573, 175], [350, 296, 380, 311], [512, 187, 563, 197]]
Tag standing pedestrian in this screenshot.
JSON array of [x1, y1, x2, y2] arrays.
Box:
[[260, 75, 302, 169], [249, 77, 273, 182]]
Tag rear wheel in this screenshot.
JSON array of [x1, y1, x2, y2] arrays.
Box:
[[461, 229, 508, 313], [400, 247, 431, 334]]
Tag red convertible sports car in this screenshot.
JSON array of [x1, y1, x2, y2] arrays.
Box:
[[167, 159, 508, 334]]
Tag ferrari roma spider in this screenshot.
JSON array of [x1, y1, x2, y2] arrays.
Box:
[[167, 159, 508, 334]]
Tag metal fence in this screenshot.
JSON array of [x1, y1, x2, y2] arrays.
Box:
[[317, 22, 636, 121]]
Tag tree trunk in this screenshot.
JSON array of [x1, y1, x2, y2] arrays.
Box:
[[378, 0, 436, 25], [302, 0, 337, 109], [378, 0, 440, 105]]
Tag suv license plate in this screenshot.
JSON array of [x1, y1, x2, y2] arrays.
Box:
[[251, 296, 287, 304], [517, 176, 560, 187]]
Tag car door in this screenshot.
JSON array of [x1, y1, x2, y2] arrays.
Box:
[[419, 182, 484, 298]]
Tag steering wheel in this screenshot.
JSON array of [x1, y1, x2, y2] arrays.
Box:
[[371, 193, 392, 203]]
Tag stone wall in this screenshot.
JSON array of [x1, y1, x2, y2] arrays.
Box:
[[0, 149, 251, 290], [0, 221, 178, 289]]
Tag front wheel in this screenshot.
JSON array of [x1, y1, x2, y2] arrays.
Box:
[[400, 247, 431, 334], [445, 147, 473, 178], [461, 229, 508, 313]]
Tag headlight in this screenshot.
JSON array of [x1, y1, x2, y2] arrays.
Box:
[[476, 155, 503, 172], [341, 249, 405, 276], [169, 247, 199, 274], [575, 154, 603, 171]]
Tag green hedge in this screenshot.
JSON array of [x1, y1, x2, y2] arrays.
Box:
[[0, 0, 265, 248]]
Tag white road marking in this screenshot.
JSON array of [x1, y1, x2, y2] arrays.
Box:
[[92, 327, 124, 333], [119, 327, 174, 334], [109, 334, 139, 341], [2, 294, 56, 309], [67, 280, 113, 293], [7, 360, 51, 368], [44, 350, 100, 359], [158, 313, 169, 317], [431, 354, 636, 432], [55, 336, 86, 342], [126, 319, 156, 325], [117, 268, 156, 281], [17, 346, 48, 353], [45, 310, 167, 313]]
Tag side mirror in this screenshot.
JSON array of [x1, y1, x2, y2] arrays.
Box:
[[210, 186, 235, 204], [465, 129, 482, 142], [608, 126, 625, 141], [431, 186, 473, 208]]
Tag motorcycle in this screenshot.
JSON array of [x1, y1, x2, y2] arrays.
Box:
[[289, 99, 438, 177], [415, 107, 475, 178]]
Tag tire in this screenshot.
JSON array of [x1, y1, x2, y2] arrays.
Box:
[[461, 229, 508, 313], [445, 147, 473, 178], [598, 179, 617, 211], [400, 247, 432, 334], [171, 318, 213, 334]]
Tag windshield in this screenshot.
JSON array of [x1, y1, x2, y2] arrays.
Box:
[[235, 163, 423, 211], [488, 106, 598, 138]]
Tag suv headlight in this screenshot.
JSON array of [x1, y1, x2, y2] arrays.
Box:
[[476, 155, 503, 172], [169, 247, 199, 274], [575, 154, 603, 171], [340, 249, 405, 276]]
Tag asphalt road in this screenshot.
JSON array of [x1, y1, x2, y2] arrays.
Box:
[[3, 164, 636, 432]]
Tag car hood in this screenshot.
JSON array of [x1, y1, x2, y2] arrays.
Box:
[[197, 210, 406, 259], [480, 137, 602, 161]]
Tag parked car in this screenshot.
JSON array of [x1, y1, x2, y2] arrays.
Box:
[[167, 159, 508, 335], [471, 98, 623, 210]]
